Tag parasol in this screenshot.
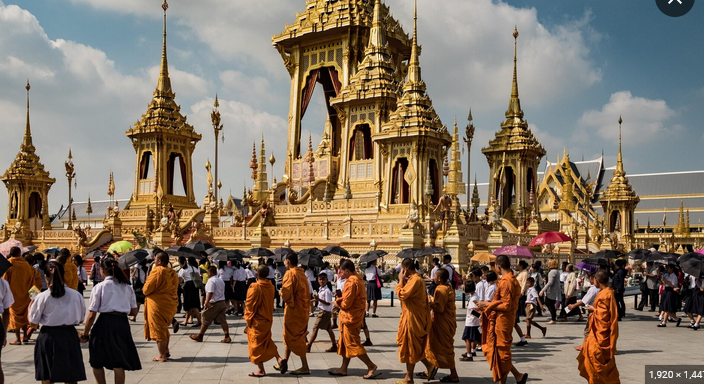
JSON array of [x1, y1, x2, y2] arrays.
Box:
[[359, 250, 388, 264], [165, 246, 196, 258], [107, 241, 134, 255], [396, 248, 424, 259], [323, 245, 350, 258], [529, 232, 572, 247], [0, 239, 23, 257], [185, 240, 214, 254], [470, 253, 496, 263], [117, 249, 150, 270], [493, 245, 535, 259]]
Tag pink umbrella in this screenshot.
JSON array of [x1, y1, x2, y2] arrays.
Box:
[[0, 239, 23, 257], [529, 231, 572, 247], [695, 249, 704, 256], [493, 245, 535, 259]]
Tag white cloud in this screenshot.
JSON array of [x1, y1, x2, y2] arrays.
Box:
[[529, 123, 564, 156], [219, 70, 276, 108], [577, 91, 678, 145]]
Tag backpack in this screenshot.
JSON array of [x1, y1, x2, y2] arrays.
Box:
[[450, 265, 462, 289]]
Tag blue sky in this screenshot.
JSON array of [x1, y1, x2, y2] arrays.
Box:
[[0, 0, 702, 222]]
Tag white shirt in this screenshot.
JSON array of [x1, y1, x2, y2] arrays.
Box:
[[322, 268, 335, 283], [178, 266, 199, 282], [0, 279, 14, 313], [581, 285, 601, 306], [430, 266, 439, 279], [218, 266, 234, 281], [317, 285, 333, 312], [245, 268, 256, 280], [87, 276, 137, 314], [485, 282, 497, 301], [305, 269, 316, 282], [365, 265, 379, 282], [443, 264, 454, 281], [132, 268, 146, 284], [267, 266, 276, 279], [664, 272, 678, 287], [233, 267, 247, 282], [559, 270, 569, 284], [29, 286, 85, 326], [205, 276, 226, 303], [337, 277, 347, 292], [525, 286, 540, 305], [475, 279, 487, 301], [465, 292, 480, 327], [78, 266, 88, 283]]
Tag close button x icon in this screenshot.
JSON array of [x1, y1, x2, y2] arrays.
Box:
[[668, 0, 683, 4]]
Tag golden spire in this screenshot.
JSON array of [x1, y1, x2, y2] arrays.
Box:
[[369, 0, 386, 48], [155, 0, 172, 96], [407, 0, 421, 83], [506, 26, 523, 118], [22, 80, 33, 150], [250, 142, 258, 181], [614, 115, 625, 177]]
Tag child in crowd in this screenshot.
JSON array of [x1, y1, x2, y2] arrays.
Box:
[[306, 273, 337, 352], [460, 281, 480, 361], [485, 271, 498, 301], [524, 277, 547, 339]]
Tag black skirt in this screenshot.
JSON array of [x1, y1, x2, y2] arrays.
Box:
[[35, 325, 87, 382], [225, 280, 235, 300], [366, 281, 382, 301], [660, 287, 680, 313], [684, 290, 704, 316], [182, 281, 202, 311], [234, 280, 247, 301], [90, 312, 142, 371]]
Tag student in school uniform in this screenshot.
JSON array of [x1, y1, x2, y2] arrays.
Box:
[[0, 260, 15, 384], [178, 257, 202, 327], [81, 258, 141, 384], [658, 263, 682, 327], [688, 276, 704, 330], [460, 281, 480, 362], [485, 271, 498, 301], [233, 262, 248, 316], [428, 258, 441, 295], [190, 266, 231, 343], [306, 273, 337, 353], [522, 277, 547, 341], [364, 260, 382, 318], [130, 260, 148, 322], [73, 255, 88, 297], [245, 264, 257, 289], [218, 261, 236, 314], [29, 261, 87, 384]]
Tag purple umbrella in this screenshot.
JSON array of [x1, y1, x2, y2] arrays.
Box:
[[493, 245, 535, 259], [575, 261, 598, 274]]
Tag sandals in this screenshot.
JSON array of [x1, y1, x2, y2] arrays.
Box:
[[364, 372, 382, 380], [221, 336, 231, 343], [325, 345, 338, 352], [289, 369, 310, 375], [189, 335, 203, 342], [459, 356, 473, 362], [248, 373, 266, 378], [440, 376, 460, 383], [273, 358, 288, 374], [9, 340, 22, 346], [428, 366, 439, 381], [328, 370, 347, 377], [416, 372, 429, 379]]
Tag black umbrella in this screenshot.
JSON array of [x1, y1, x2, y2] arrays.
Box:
[[299, 248, 326, 259], [583, 257, 608, 267], [627, 248, 651, 260], [678, 253, 703, 278], [272, 248, 295, 263], [117, 249, 150, 270], [359, 250, 387, 264], [185, 240, 214, 254], [165, 246, 196, 258], [641, 252, 666, 263], [419, 247, 446, 257], [42, 248, 61, 257], [298, 252, 324, 268], [323, 245, 349, 258], [86, 249, 105, 260], [594, 250, 623, 260], [396, 248, 423, 259], [206, 247, 243, 262], [246, 247, 274, 258], [0, 254, 11, 276]]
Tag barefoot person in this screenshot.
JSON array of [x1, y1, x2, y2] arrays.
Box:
[[277, 253, 310, 375], [245, 265, 282, 377], [2, 246, 38, 345], [328, 260, 378, 379], [577, 270, 620, 383], [419, 269, 459, 382], [476, 255, 528, 384], [189, 265, 231, 343], [81, 258, 142, 384], [143, 252, 179, 362], [395, 258, 431, 384]]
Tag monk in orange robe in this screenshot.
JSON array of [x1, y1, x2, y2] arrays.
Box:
[[2, 246, 35, 345], [395, 258, 431, 384], [328, 260, 378, 378], [418, 268, 459, 382], [245, 265, 282, 377], [577, 270, 620, 384], [477, 255, 527, 384], [143, 252, 179, 362], [277, 253, 310, 375], [58, 249, 79, 291]]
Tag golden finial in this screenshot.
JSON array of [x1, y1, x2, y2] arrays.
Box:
[[68, 148, 73, 160], [615, 115, 624, 176], [214, 94, 219, 109], [25, 80, 30, 92], [408, 0, 421, 83], [23, 80, 33, 149], [217, 180, 222, 190], [468, 108, 473, 122], [269, 152, 276, 166], [369, 0, 386, 48], [156, 0, 171, 94], [162, 0, 168, 12], [513, 25, 519, 39]]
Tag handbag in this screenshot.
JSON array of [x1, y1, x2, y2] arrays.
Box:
[[375, 268, 382, 289]]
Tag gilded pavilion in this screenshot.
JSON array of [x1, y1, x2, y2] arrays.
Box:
[[4, 0, 704, 265]]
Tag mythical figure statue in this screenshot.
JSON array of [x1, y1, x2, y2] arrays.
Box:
[[401, 202, 420, 230], [73, 224, 87, 247], [490, 200, 504, 231]]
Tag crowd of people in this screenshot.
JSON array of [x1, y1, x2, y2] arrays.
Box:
[[0, 243, 701, 384]]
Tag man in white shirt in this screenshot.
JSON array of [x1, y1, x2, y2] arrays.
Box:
[[306, 273, 337, 353], [568, 273, 600, 351], [190, 266, 231, 343], [0, 275, 15, 375]]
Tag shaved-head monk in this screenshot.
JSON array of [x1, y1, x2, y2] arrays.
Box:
[[143, 252, 179, 362], [2, 246, 36, 345], [328, 260, 379, 379], [577, 270, 620, 384], [417, 268, 459, 382], [476, 255, 527, 384], [245, 265, 282, 377], [395, 258, 431, 384], [276, 253, 310, 375], [58, 249, 79, 291]]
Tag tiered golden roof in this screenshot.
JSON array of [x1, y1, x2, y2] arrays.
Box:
[[1, 81, 55, 186], [600, 117, 638, 202], [445, 118, 464, 196]]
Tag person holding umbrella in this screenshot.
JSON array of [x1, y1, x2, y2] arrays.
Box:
[[658, 263, 682, 327], [364, 260, 382, 318], [638, 261, 660, 312]]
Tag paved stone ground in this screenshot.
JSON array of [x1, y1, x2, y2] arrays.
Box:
[[2, 294, 695, 384]]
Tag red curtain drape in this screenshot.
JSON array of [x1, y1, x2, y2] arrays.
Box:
[[300, 69, 319, 118], [328, 67, 342, 95], [167, 154, 174, 194], [179, 155, 187, 195]]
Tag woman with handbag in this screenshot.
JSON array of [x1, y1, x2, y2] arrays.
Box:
[[364, 260, 382, 318]]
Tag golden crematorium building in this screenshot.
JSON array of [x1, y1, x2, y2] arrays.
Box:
[[4, 0, 704, 265]]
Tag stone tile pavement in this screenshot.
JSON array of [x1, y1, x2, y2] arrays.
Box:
[[2, 295, 694, 383]]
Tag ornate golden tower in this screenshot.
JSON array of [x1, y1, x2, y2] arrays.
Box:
[[599, 117, 639, 250], [125, 0, 201, 211], [2, 81, 55, 240], [482, 27, 546, 224]]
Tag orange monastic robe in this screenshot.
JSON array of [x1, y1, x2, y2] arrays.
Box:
[[426, 284, 456, 369], [336, 273, 367, 358], [281, 266, 310, 356], [3, 257, 35, 331], [63, 260, 79, 291], [244, 279, 278, 364], [577, 288, 620, 384], [481, 272, 520, 382], [395, 273, 431, 364], [143, 265, 179, 342]]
